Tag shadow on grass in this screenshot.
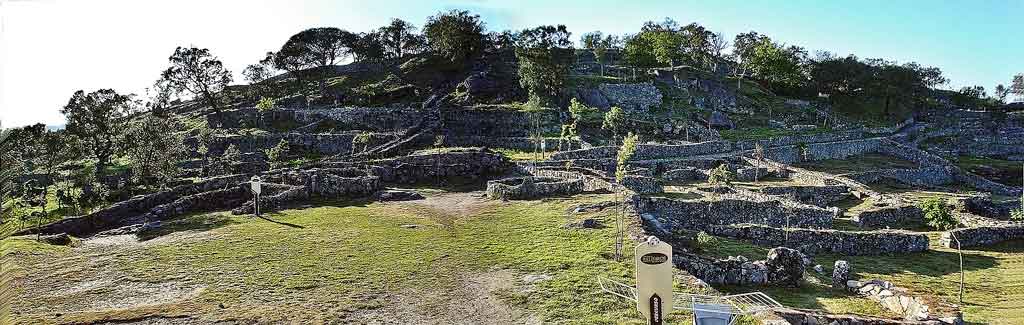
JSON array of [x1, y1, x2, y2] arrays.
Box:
[[815, 249, 999, 278], [255, 214, 305, 229], [137, 213, 238, 241]]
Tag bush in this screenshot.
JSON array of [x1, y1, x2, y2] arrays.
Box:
[[919, 197, 957, 231], [615, 132, 638, 182], [602, 106, 627, 135], [695, 231, 719, 251], [256, 97, 276, 111], [707, 164, 734, 186], [265, 140, 291, 168]]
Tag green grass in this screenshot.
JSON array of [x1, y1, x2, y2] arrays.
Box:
[[5, 194, 704, 324], [701, 232, 1024, 324], [956, 156, 1024, 187], [6, 191, 1022, 323]]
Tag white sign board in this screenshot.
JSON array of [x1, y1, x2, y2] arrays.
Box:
[[250, 176, 262, 195], [635, 237, 673, 325]]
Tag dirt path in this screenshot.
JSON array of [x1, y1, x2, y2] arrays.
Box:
[[345, 269, 540, 325]]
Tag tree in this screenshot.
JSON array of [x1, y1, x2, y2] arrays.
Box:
[[731, 31, 770, 89], [160, 47, 233, 111], [1012, 74, 1024, 102], [61, 89, 136, 175], [350, 32, 386, 62], [581, 31, 619, 76], [919, 197, 964, 303], [242, 51, 278, 99], [615, 132, 639, 183], [708, 32, 729, 73], [602, 106, 627, 136], [275, 27, 357, 97], [707, 164, 734, 187], [378, 18, 425, 59], [124, 115, 184, 187], [752, 142, 766, 183], [995, 84, 1009, 103], [680, 23, 714, 69], [423, 10, 486, 64], [265, 139, 291, 169], [32, 131, 73, 216], [515, 25, 574, 106]]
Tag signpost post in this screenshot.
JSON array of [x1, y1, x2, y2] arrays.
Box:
[[250, 176, 262, 217], [635, 236, 673, 325]]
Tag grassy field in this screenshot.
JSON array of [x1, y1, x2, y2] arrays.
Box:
[[3, 192, 704, 324], [4, 189, 1021, 324]]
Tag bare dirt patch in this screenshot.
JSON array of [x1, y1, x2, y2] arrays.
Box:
[[346, 269, 539, 325]]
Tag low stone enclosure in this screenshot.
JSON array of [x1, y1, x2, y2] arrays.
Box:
[[941, 224, 1024, 248], [707, 224, 929, 256], [634, 192, 836, 231], [25, 148, 514, 238], [673, 247, 807, 286], [485, 176, 584, 200]]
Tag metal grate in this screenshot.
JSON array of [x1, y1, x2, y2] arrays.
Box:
[[598, 277, 783, 317]]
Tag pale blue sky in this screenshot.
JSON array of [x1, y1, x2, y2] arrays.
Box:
[[1, 0, 1021, 127]]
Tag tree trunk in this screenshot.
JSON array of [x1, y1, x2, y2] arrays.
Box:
[[953, 232, 964, 304]]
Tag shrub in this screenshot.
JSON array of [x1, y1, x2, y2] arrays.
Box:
[[919, 197, 957, 231], [602, 106, 627, 135], [707, 164, 734, 186], [695, 231, 719, 251], [615, 132, 638, 182], [256, 97, 276, 111], [265, 140, 291, 168]]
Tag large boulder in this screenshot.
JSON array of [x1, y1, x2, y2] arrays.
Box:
[[39, 233, 72, 246], [708, 111, 734, 129], [575, 88, 610, 109], [765, 247, 806, 286], [832, 260, 851, 289]]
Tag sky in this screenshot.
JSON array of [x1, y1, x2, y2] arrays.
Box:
[[1, 0, 1021, 127]]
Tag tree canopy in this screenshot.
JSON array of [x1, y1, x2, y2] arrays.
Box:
[[160, 47, 233, 111], [61, 89, 137, 175], [515, 25, 575, 105], [423, 10, 487, 63]]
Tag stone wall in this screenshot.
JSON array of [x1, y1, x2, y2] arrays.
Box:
[[442, 136, 583, 151], [764, 138, 883, 164], [597, 82, 663, 112], [672, 247, 806, 286], [708, 224, 929, 256], [328, 149, 513, 184], [549, 146, 618, 160], [853, 202, 924, 229], [847, 167, 954, 187], [205, 132, 396, 156], [942, 224, 1024, 248], [441, 108, 560, 137], [620, 175, 662, 194], [526, 167, 614, 192], [734, 130, 866, 151], [760, 185, 851, 207], [486, 176, 584, 200], [634, 194, 834, 231], [877, 139, 947, 167], [27, 174, 251, 237], [633, 141, 734, 161]]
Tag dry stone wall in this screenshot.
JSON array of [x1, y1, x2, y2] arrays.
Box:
[[760, 185, 851, 207], [942, 224, 1024, 248], [26, 174, 251, 237], [485, 176, 584, 200], [707, 224, 929, 255], [634, 194, 834, 231]]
